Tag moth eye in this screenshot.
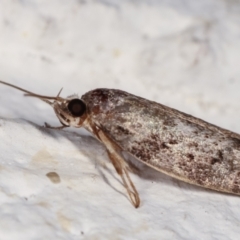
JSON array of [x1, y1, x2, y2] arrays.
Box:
[[67, 99, 86, 117]]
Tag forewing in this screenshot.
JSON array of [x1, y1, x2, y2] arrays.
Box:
[[89, 90, 240, 194]]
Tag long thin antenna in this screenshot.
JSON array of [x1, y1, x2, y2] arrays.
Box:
[[0, 80, 64, 101]]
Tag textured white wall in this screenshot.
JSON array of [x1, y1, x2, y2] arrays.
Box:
[[0, 0, 240, 239]]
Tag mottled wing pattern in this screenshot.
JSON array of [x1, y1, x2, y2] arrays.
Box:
[[82, 89, 240, 195]]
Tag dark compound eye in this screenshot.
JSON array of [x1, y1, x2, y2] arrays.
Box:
[[67, 99, 86, 117]]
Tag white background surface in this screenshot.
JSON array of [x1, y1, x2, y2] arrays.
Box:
[[0, 0, 240, 239]]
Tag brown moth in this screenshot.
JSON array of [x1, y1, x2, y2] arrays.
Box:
[[1, 80, 240, 208]]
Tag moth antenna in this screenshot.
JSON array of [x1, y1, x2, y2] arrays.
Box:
[[24, 92, 65, 103], [0, 80, 64, 101], [57, 88, 63, 97], [24, 93, 64, 101], [0, 80, 38, 95], [39, 87, 63, 106], [24, 87, 64, 101]]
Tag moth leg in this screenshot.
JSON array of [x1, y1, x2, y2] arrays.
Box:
[[98, 130, 140, 208], [44, 122, 68, 130], [107, 151, 140, 208]]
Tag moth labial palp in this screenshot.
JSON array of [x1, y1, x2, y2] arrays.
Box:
[[1, 80, 240, 208]]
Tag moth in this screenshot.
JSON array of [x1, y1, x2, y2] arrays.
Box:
[[1, 80, 240, 208]]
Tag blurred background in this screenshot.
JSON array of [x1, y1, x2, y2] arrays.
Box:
[[0, 0, 240, 132]]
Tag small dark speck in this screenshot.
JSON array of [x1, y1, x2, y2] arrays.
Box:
[[186, 153, 194, 160], [46, 172, 61, 184], [218, 150, 223, 160], [116, 125, 130, 135], [188, 142, 198, 148], [211, 158, 220, 165], [169, 140, 178, 144], [81, 231, 84, 235]]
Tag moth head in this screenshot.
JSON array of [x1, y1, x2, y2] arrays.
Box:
[[0, 81, 88, 128], [52, 95, 87, 127]]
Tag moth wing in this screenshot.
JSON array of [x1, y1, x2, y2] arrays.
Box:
[[94, 94, 240, 194]]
